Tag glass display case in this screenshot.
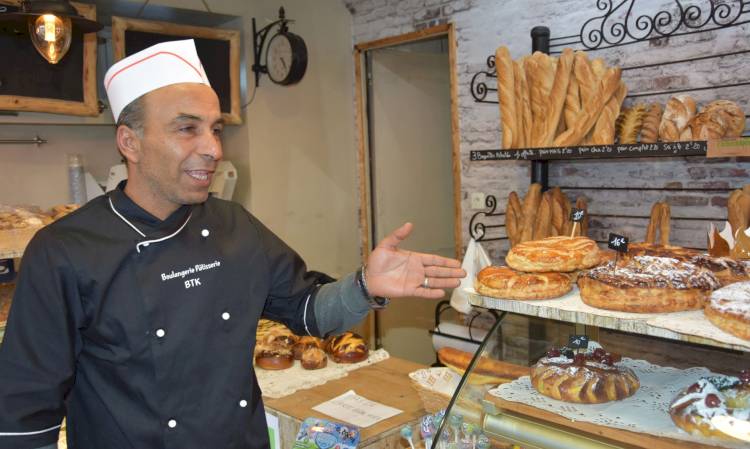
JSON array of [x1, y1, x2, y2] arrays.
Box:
[[433, 304, 750, 449]]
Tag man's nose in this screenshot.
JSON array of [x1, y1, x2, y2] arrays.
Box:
[[200, 132, 223, 161]]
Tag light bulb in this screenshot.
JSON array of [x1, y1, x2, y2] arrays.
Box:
[[28, 14, 72, 64]]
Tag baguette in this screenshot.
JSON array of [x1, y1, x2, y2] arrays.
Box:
[[506, 192, 522, 247], [520, 183, 543, 242], [640, 103, 663, 144], [515, 59, 533, 148], [575, 197, 589, 236], [527, 52, 556, 146], [437, 347, 529, 385], [645, 202, 661, 244], [564, 74, 582, 130], [541, 48, 574, 146], [533, 192, 553, 240], [659, 202, 671, 246], [550, 187, 565, 235], [728, 189, 750, 237], [592, 82, 628, 145], [554, 68, 623, 147], [591, 57, 607, 82], [496, 46, 517, 149], [574, 52, 596, 108]]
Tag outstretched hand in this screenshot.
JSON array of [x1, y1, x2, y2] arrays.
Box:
[[365, 223, 466, 299]]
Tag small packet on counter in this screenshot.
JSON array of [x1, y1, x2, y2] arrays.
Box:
[[293, 417, 360, 449]]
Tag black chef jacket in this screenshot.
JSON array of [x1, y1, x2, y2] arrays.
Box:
[[0, 183, 333, 449]]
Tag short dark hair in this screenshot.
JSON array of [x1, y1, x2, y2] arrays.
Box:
[[116, 96, 145, 137]]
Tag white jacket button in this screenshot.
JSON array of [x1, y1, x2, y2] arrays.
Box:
[[239, 400, 247, 408], [222, 312, 231, 321], [168, 419, 177, 429], [156, 329, 166, 338], [201, 229, 210, 237]]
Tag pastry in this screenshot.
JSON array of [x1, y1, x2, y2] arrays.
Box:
[[670, 373, 750, 440], [258, 323, 298, 347], [691, 255, 750, 287], [578, 255, 720, 313], [658, 95, 696, 142], [293, 336, 324, 360], [708, 224, 732, 257], [300, 346, 328, 370], [437, 347, 529, 385], [506, 236, 600, 273], [733, 228, 750, 260], [704, 100, 745, 138], [626, 242, 701, 262], [496, 46, 517, 149], [640, 103, 663, 143], [475, 266, 572, 300], [530, 342, 639, 404], [325, 332, 368, 363], [705, 281, 750, 340], [617, 103, 646, 144], [254, 344, 294, 370]]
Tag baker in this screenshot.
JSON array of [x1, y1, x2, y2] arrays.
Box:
[[0, 40, 465, 449]]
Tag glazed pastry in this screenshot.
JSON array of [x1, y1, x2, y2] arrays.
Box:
[[705, 281, 750, 340], [506, 236, 600, 273], [293, 336, 324, 360], [530, 342, 639, 404], [325, 332, 369, 363], [254, 344, 294, 370], [578, 255, 719, 313], [300, 347, 328, 370], [691, 256, 750, 287], [670, 372, 750, 439], [626, 242, 701, 262], [475, 266, 572, 300]]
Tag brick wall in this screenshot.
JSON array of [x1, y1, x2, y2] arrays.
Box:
[[346, 0, 750, 261]]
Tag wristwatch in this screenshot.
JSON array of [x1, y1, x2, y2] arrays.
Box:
[[355, 266, 390, 309]]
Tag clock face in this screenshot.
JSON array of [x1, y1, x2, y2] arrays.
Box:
[[267, 34, 293, 83]]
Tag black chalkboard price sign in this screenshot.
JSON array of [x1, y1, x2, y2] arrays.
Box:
[[608, 233, 629, 253], [570, 208, 585, 223], [568, 335, 589, 350], [469, 141, 707, 161]]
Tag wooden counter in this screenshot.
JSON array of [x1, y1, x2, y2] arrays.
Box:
[[263, 357, 426, 449]]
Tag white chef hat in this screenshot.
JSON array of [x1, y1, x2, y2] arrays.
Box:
[[104, 39, 211, 122]]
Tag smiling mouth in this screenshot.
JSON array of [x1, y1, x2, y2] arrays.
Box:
[[186, 170, 214, 182]]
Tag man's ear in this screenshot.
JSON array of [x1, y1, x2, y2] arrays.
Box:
[[116, 125, 142, 165]]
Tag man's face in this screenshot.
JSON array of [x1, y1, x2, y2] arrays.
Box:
[[129, 83, 224, 214]]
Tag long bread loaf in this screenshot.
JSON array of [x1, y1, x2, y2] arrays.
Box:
[[496, 46, 517, 149]]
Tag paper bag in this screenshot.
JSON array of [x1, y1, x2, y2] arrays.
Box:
[[449, 239, 492, 314]]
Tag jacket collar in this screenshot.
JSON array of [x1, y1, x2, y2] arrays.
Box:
[[107, 180, 194, 237]]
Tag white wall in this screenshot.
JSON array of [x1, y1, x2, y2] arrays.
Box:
[[0, 0, 360, 278]]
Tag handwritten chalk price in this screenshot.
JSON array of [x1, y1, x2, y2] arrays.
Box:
[[570, 208, 585, 223], [608, 233, 629, 253]]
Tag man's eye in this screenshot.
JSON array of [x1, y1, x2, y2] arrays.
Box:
[[180, 126, 195, 132], [213, 127, 223, 135]]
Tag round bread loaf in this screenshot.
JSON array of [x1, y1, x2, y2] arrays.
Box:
[[254, 345, 294, 370], [506, 236, 600, 272], [325, 332, 368, 363], [293, 336, 324, 360], [530, 344, 639, 404], [705, 281, 750, 341], [475, 266, 572, 300], [578, 255, 719, 313], [670, 373, 750, 440]]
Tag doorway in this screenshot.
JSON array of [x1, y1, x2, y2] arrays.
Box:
[[354, 25, 461, 365]]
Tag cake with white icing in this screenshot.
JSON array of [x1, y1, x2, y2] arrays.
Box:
[[705, 281, 750, 340]]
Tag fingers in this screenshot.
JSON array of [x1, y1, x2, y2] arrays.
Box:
[[419, 252, 462, 268], [425, 265, 467, 279], [377, 222, 414, 250], [422, 277, 462, 289]]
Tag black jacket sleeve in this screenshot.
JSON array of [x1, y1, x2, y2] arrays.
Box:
[[0, 229, 82, 449]]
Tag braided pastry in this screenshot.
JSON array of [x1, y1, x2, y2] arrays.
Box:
[[325, 332, 369, 363], [640, 103, 663, 143], [617, 103, 646, 144]]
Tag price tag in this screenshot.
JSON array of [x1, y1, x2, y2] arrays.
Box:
[[570, 208, 585, 223], [568, 335, 589, 350], [608, 233, 629, 253]]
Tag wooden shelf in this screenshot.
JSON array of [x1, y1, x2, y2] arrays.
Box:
[[467, 287, 750, 353]]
